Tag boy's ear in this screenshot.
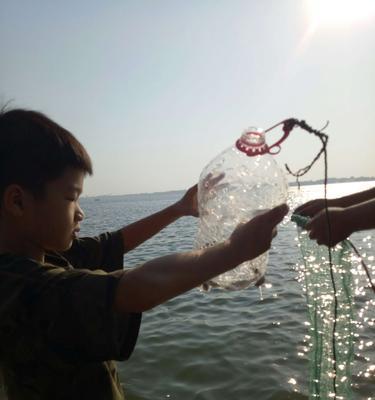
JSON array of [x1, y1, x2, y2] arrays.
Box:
[[3, 184, 29, 217]]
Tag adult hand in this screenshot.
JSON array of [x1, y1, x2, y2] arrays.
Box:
[[305, 207, 352, 247], [229, 204, 288, 264], [176, 184, 199, 217], [295, 198, 336, 218]]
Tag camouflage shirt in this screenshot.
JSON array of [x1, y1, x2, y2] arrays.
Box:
[[0, 231, 141, 400]]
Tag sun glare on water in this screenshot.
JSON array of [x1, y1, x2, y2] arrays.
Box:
[[306, 0, 375, 33]]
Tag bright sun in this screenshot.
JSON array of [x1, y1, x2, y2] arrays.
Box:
[[306, 0, 375, 32]]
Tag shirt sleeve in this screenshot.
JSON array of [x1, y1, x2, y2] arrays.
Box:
[[60, 230, 125, 272], [5, 258, 141, 364]]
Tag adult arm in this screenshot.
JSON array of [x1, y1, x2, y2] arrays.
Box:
[[295, 186, 375, 217], [305, 198, 375, 247], [120, 185, 198, 253], [114, 204, 288, 313]]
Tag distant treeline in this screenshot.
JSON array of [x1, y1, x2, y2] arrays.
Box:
[[289, 176, 375, 187], [85, 177, 375, 199]]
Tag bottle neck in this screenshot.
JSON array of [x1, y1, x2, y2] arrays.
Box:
[[236, 128, 269, 156]]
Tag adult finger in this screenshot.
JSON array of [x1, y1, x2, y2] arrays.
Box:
[[305, 215, 319, 230], [298, 205, 321, 217], [309, 229, 317, 240], [295, 202, 310, 214], [305, 219, 312, 230]]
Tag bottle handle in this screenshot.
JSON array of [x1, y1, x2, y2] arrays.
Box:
[[265, 118, 297, 154]]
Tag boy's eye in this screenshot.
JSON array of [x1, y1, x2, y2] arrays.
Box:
[[66, 197, 77, 202]]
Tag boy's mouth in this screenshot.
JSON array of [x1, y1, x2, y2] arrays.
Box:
[[72, 227, 80, 238]]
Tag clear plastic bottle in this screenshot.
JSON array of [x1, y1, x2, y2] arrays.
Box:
[[195, 127, 288, 290]]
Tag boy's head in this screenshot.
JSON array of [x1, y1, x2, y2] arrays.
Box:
[[0, 108, 93, 253]]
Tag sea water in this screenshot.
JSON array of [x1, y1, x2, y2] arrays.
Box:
[[77, 181, 374, 400]]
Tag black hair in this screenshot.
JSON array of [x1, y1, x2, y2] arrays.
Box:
[[0, 107, 93, 200]]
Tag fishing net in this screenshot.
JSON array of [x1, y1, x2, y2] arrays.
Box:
[[292, 214, 355, 400]]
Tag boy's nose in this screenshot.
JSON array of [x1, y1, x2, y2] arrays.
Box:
[[76, 204, 85, 221]]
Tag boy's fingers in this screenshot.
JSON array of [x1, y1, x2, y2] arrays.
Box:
[[261, 204, 289, 226], [255, 276, 266, 287]]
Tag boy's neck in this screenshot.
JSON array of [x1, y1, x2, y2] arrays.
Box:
[[0, 230, 45, 263]]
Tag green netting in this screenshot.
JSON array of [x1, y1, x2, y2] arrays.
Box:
[[292, 214, 355, 400]]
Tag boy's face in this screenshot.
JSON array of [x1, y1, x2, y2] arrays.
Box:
[[28, 167, 85, 252]]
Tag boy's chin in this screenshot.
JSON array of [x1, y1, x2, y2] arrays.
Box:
[[46, 239, 74, 253], [62, 238, 75, 251]]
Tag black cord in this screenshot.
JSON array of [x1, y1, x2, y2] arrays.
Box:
[[284, 120, 329, 190], [323, 146, 338, 398]]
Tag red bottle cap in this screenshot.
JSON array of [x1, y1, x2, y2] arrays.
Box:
[[235, 128, 269, 156]]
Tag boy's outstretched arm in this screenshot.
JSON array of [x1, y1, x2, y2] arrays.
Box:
[[119, 185, 198, 253], [114, 204, 288, 313]]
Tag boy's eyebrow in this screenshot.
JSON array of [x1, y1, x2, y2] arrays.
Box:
[[67, 185, 83, 194]]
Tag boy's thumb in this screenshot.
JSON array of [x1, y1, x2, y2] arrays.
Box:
[[264, 204, 289, 226]]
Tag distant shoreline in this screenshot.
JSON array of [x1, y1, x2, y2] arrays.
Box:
[[288, 176, 375, 187], [84, 177, 374, 200]]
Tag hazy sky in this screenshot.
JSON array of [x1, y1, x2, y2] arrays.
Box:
[[1, 0, 374, 196]]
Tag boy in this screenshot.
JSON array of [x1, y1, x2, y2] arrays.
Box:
[[0, 108, 288, 399]]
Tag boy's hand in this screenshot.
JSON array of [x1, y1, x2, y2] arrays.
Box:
[[175, 184, 199, 217], [228, 204, 288, 264], [305, 207, 351, 247]]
